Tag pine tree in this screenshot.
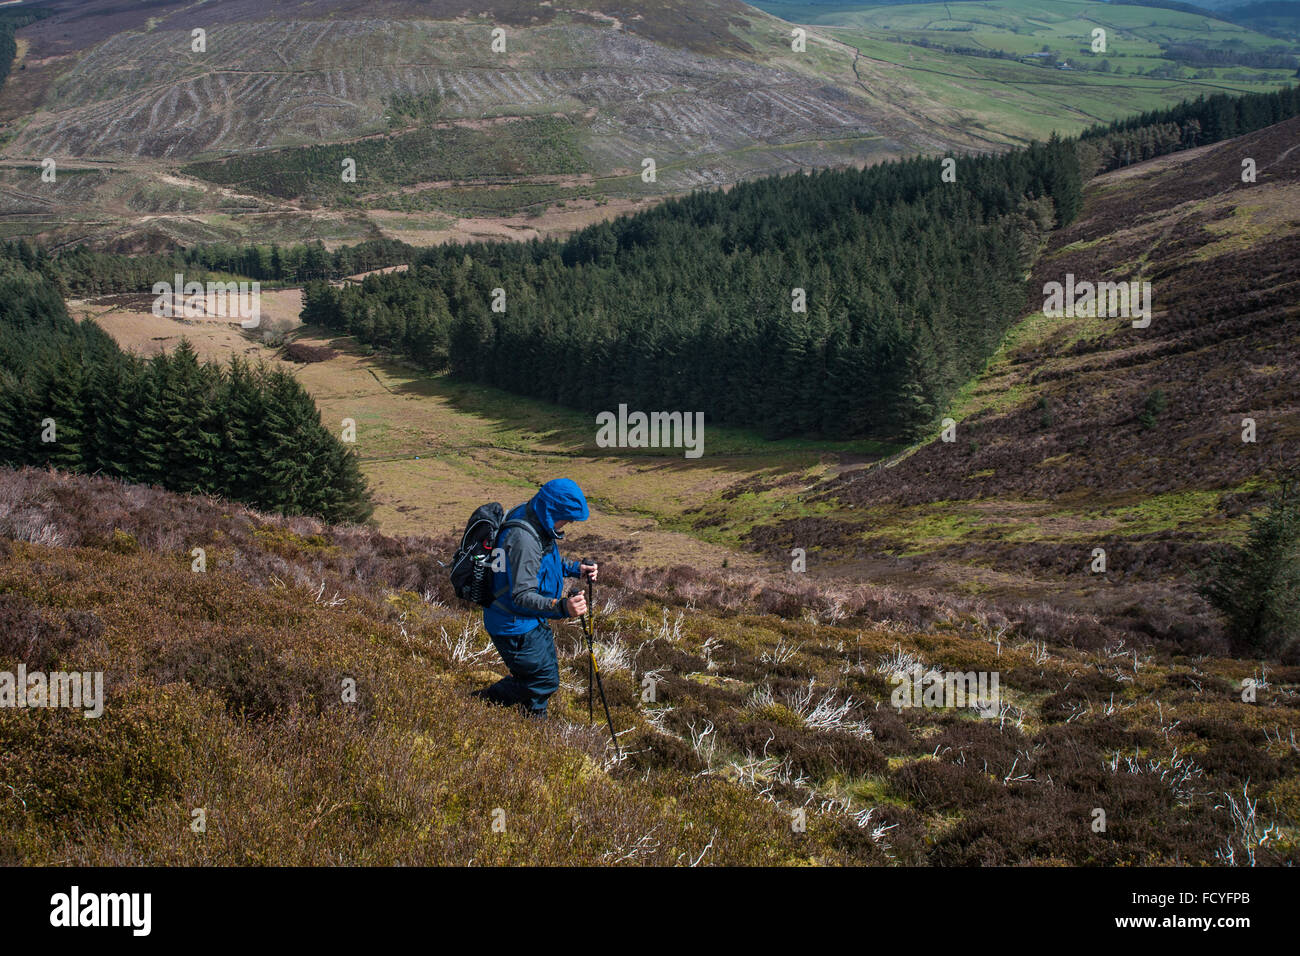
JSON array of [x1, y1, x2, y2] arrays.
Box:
[[258, 369, 321, 515], [1199, 485, 1300, 659], [220, 357, 266, 503], [83, 353, 135, 478], [0, 370, 34, 465], [39, 355, 86, 472], [158, 341, 221, 494], [129, 359, 169, 487]]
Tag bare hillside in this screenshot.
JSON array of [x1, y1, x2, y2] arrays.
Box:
[[0, 0, 963, 246]]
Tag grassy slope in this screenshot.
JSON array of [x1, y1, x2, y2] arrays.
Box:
[[757, 0, 1299, 143], [3, 466, 1297, 865], [55, 125, 1300, 858], [25, 117, 1300, 868]]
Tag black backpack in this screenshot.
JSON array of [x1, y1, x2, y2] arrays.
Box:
[[449, 503, 538, 607]]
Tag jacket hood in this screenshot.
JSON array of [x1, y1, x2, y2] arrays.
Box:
[[528, 478, 589, 538]]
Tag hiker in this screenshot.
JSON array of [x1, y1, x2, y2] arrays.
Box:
[[473, 478, 597, 717]]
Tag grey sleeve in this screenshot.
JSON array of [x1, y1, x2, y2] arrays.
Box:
[[506, 529, 565, 616]]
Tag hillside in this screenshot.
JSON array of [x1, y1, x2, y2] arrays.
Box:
[[0, 0, 1294, 249], [67, 107, 1300, 655], [1, 0, 1297, 874], [732, 115, 1300, 647], [3, 465, 1297, 865], [0, 0, 931, 248], [754, 0, 1300, 143], [7, 116, 1296, 869]]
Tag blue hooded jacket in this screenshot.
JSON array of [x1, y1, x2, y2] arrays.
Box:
[[484, 479, 590, 637]]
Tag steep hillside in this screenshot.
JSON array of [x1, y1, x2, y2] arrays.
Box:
[[0, 0, 938, 247], [14, 2, 874, 161], [734, 116, 1300, 643], [3, 466, 1297, 865], [4, 0, 1291, 248]]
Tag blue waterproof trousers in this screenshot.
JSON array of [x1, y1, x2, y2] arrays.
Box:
[[481, 622, 560, 716]]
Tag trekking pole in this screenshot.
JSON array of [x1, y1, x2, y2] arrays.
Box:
[[586, 567, 594, 723], [573, 560, 620, 757], [586, 579, 593, 723]]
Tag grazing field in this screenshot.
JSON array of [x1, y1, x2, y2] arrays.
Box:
[[70, 288, 305, 362], [754, 0, 1299, 143]]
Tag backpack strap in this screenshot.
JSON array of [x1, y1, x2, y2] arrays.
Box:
[[498, 517, 541, 546], [489, 518, 544, 610]]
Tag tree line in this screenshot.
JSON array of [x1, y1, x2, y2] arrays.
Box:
[[0, 251, 373, 524], [1, 238, 420, 298], [1161, 42, 1297, 72], [297, 88, 1296, 441], [1078, 86, 1300, 174], [302, 136, 1082, 440], [0, 6, 50, 94], [183, 117, 586, 206]]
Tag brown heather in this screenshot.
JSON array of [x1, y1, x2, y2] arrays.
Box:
[[736, 118, 1300, 655], [1, 466, 1298, 865]]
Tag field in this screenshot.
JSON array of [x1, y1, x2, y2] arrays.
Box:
[[755, 0, 1300, 142]]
